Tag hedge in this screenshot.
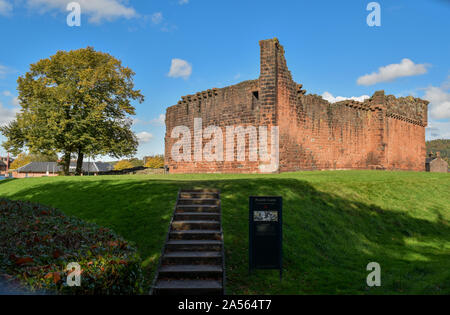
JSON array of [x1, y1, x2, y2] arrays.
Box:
[[0, 199, 143, 295]]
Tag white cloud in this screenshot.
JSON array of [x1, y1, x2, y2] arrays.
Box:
[[136, 131, 153, 143], [357, 58, 429, 86], [151, 114, 165, 126], [0, 0, 12, 16], [0, 64, 10, 78], [168, 58, 192, 80], [133, 114, 166, 126], [426, 120, 450, 140], [132, 118, 143, 125], [0, 102, 19, 126], [151, 12, 163, 24], [11, 97, 20, 106], [2, 91, 20, 106], [179, 0, 189, 4], [25, 0, 137, 23], [423, 82, 450, 120], [322, 91, 370, 103]]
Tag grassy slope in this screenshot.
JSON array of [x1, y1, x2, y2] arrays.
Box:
[[0, 171, 449, 294]]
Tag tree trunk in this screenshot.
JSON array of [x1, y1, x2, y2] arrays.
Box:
[[75, 148, 84, 176], [62, 152, 71, 176]]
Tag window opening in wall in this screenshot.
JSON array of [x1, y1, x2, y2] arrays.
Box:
[[252, 91, 259, 110]]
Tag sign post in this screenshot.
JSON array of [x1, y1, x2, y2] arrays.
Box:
[[249, 196, 282, 279]]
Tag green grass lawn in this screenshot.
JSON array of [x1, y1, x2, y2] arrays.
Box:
[[0, 170, 449, 294]]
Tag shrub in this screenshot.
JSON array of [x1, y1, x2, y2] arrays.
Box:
[[113, 160, 134, 171], [144, 155, 164, 169], [0, 199, 143, 295]]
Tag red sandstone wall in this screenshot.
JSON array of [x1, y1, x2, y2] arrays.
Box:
[[274, 39, 384, 171], [165, 80, 263, 173], [273, 38, 428, 172], [279, 96, 385, 171], [384, 117, 426, 171], [164, 38, 429, 173], [382, 95, 428, 171]]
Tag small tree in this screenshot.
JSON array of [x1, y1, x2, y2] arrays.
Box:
[[114, 160, 134, 171], [144, 155, 164, 168]]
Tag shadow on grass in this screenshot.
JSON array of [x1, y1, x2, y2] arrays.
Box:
[[1, 176, 449, 294]]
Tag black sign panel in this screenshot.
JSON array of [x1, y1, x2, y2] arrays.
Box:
[[249, 196, 282, 277]]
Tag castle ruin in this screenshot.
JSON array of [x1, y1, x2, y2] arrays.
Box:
[[165, 39, 428, 173]]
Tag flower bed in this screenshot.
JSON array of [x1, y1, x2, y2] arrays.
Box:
[[0, 199, 143, 295]]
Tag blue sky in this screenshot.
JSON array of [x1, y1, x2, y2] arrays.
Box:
[[0, 0, 449, 159]]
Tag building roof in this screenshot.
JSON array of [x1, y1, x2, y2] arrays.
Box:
[[16, 162, 59, 173], [15, 161, 113, 173]]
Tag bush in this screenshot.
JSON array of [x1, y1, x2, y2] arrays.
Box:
[[0, 199, 143, 295], [113, 160, 134, 171], [144, 155, 164, 169]]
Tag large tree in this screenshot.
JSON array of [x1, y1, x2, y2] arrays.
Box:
[[0, 47, 144, 175]]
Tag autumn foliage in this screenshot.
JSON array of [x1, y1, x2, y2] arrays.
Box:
[[0, 199, 143, 294], [9, 153, 31, 170], [113, 160, 134, 171], [144, 155, 164, 169]]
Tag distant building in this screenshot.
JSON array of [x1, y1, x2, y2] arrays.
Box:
[[0, 157, 14, 175], [425, 152, 448, 173], [0, 160, 6, 174], [11, 161, 113, 178]]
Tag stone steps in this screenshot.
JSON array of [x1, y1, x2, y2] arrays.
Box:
[[171, 220, 220, 231], [169, 229, 222, 240], [178, 198, 220, 205], [176, 204, 220, 213], [174, 212, 220, 221], [162, 251, 222, 265], [166, 240, 222, 252], [151, 189, 225, 295]]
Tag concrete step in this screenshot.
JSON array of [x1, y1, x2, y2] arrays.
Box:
[[176, 204, 220, 213], [166, 240, 222, 251], [153, 280, 222, 295], [171, 220, 220, 231], [174, 212, 220, 221], [159, 264, 223, 279], [169, 229, 222, 240], [178, 198, 220, 206], [162, 251, 222, 265]]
